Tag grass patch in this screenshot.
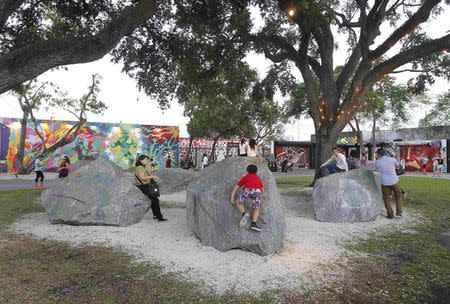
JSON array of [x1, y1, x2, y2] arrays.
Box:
[[342, 176, 450, 303], [275, 176, 314, 190], [0, 176, 449, 303], [0, 189, 44, 231]]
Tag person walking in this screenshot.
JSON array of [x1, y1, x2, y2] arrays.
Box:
[[375, 148, 403, 219], [34, 156, 45, 188], [238, 139, 248, 157], [201, 153, 209, 170]]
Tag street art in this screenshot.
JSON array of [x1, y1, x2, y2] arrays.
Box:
[[337, 135, 358, 145], [179, 138, 239, 168], [275, 145, 310, 170], [399, 140, 447, 173], [0, 117, 179, 173]]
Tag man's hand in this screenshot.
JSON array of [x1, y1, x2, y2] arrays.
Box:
[[230, 198, 236, 206]]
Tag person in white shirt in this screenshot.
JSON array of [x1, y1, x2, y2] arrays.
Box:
[[238, 139, 248, 156], [201, 153, 209, 170], [320, 147, 348, 174], [374, 148, 403, 219]]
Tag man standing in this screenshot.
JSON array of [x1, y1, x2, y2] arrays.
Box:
[[375, 148, 403, 219], [320, 147, 348, 174]]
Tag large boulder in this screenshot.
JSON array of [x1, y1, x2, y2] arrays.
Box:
[[313, 168, 383, 222], [186, 157, 286, 256], [41, 157, 150, 226], [152, 168, 199, 194]]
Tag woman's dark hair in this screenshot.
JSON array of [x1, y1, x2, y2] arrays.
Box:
[[350, 150, 358, 158], [247, 164, 258, 174], [135, 155, 148, 167], [240, 138, 246, 144], [376, 148, 385, 156], [249, 139, 256, 149], [64, 156, 70, 164]]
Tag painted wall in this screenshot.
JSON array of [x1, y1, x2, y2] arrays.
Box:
[[399, 140, 447, 173], [275, 144, 311, 168], [0, 117, 179, 173], [179, 138, 239, 167]]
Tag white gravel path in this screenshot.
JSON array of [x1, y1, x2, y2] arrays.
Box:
[[10, 189, 420, 294]]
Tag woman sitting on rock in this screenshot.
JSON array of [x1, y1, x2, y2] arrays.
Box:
[[134, 155, 167, 222], [58, 155, 71, 179]]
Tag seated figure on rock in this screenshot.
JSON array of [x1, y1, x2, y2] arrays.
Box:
[[230, 164, 264, 232], [320, 147, 348, 175]]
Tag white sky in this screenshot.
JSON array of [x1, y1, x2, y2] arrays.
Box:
[[1, 5, 449, 140]]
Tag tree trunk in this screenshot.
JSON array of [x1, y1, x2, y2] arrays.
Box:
[[184, 136, 194, 168], [314, 127, 338, 181], [372, 115, 377, 161], [210, 137, 219, 164], [17, 110, 29, 174], [354, 117, 363, 158]]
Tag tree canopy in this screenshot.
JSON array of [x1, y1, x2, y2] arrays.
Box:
[[420, 89, 450, 126], [113, 0, 450, 176], [0, 0, 156, 95]]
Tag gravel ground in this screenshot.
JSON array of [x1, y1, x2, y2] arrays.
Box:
[[11, 189, 421, 294]]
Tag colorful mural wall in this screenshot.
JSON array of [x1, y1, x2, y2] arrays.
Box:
[[399, 140, 447, 173], [179, 138, 239, 167], [275, 144, 311, 169], [0, 117, 179, 173]]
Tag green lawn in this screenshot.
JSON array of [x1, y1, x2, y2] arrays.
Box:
[[275, 176, 314, 189], [0, 177, 448, 303]]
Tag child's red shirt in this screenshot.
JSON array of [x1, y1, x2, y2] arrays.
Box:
[[237, 173, 264, 190]]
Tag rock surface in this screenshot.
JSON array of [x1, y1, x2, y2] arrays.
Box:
[[41, 157, 150, 226], [186, 157, 286, 256], [152, 168, 199, 194], [313, 168, 383, 222]]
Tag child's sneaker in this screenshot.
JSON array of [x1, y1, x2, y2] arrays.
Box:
[[239, 213, 249, 228], [250, 222, 261, 232]]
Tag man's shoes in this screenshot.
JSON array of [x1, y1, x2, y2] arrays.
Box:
[[239, 213, 249, 228], [158, 218, 168, 222], [153, 216, 158, 219], [396, 213, 403, 218], [250, 222, 261, 232], [386, 215, 395, 219]]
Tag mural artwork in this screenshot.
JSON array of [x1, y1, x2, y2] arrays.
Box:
[[0, 118, 179, 173], [275, 145, 310, 170], [399, 140, 447, 173], [179, 138, 239, 168]]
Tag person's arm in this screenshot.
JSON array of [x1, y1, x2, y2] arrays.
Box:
[[393, 158, 400, 168], [230, 185, 240, 205], [321, 156, 333, 167]]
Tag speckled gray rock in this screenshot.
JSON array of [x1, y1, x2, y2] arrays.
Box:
[[313, 168, 383, 222], [41, 157, 150, 226], [152, 168, 199, 194], [186, 157, 286, 256]]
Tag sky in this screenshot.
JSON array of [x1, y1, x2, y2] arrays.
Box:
[[1, 4, 449, 141]]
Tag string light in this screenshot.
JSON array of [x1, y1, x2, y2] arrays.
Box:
[[288, 9, 295, 16]]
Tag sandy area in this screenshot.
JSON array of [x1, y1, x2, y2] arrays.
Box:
[[11, 189, 420, 294]]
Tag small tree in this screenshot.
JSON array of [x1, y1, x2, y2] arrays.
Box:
[[23, 74, 106, 173], [10, 80, 56, 173]]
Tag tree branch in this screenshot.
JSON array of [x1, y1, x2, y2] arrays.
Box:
[[368, 0, 440, 61], [0, 0, 156, 95]]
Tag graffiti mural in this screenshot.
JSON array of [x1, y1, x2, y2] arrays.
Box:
[[275, 145, 310, 169], [179, 138, 239, 167], [399, 140, 447, 173], [0, 117, 179, 173]]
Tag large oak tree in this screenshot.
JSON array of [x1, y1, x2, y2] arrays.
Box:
[[0, 0, 156, 95], [114, 0, 450, 178]]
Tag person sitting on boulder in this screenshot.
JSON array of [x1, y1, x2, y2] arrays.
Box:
[[346, 150, 361, 170], [230, 164, 264, 232], [134, 155, 167, 222], [320, 147, 348, 174]]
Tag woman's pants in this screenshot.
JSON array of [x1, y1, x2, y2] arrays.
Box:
[[35, 170, 44, 182], [150, 196, 163, 219], [138, 185, 163, 219]]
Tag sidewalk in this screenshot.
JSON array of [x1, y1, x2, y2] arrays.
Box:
[[0, 172, 59, 180]]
